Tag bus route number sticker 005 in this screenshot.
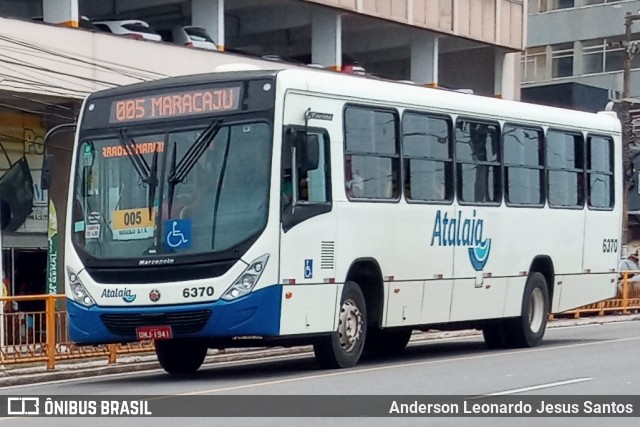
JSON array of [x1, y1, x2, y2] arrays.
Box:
[[112, 208, 155, 241]]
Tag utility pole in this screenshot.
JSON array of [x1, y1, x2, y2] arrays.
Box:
[[622, 12, 640, 245]]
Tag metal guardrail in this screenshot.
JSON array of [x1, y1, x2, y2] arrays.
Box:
[[0, 294, 153, 369], [1, 272, 639, 370]]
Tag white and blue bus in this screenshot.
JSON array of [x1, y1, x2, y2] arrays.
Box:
[[64, 67, 621, 374]]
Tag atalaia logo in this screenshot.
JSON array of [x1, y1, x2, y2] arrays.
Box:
[[101, 288, 136, 303], [430, 209, 492, 271]]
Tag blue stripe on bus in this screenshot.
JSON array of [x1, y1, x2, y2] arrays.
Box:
[[67, 285, 283, 344]]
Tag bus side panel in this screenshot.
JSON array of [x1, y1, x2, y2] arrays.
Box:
[[420, 280, 454, 324], [420, 204, 455, 325], [383, 281, 424, 327], [534, 207, 614, 313], [278, 210, 338, 331], [556, 274, 616, 313], [573, 210, 620, 310], [279, 284, 339, 335], [449, 207, 507, 322], [450, 278, 510, 322], [502, 277, 527, 317]]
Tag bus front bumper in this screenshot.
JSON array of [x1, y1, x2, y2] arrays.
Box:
[[67, 285, 283, 345]]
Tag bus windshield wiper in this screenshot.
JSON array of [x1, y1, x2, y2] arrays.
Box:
[[117, 129, 159, 218], [166, 120, 221, 218], [148, 150, 159, 220]]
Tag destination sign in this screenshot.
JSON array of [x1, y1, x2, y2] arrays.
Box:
[[102, 141, 164, 158], [109, 86, 241, 124]]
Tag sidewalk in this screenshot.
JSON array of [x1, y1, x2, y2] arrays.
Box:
[[1, 314, 639, 388]]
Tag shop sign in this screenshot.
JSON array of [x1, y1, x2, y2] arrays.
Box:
[[47, 200, 58, 295]]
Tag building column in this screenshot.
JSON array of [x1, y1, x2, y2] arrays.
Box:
[[42, 0, 78, 27], [573, 40, 583, 77], [311, 9, 342, 70], [192, 0, 225, 52], [494, 50, 518, 100], [410, 33, 438, 87]]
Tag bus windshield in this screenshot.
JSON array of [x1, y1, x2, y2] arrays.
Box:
[[72, 121, 271, 259]]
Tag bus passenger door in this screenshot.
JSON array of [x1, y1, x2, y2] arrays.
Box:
[[279, 125, 337, 335]]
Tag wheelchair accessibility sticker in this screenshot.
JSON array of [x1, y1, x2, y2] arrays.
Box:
[[164, 219, 192, 250], [304, 259, 313, 279]]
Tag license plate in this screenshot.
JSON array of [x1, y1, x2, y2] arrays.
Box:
[[136, 325, 173, 340]]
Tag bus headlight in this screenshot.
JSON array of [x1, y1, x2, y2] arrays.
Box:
[[221, 254, 269, 301], [67, 268, 95, 307]]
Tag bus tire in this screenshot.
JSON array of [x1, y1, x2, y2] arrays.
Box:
[[313, 281, 367, 369], [155, 339, 208, 374], [364, 328, 412, 353], [505, 272, 550, 348]]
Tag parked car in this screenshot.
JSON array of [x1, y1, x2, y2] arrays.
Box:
[[93, 19, 162, 41], [159, 26, 217, 50]]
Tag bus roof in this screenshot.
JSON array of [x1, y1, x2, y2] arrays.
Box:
[[86, 67, 620, 134], [275, 68, 621, 134], [85, 70, 278, 101]]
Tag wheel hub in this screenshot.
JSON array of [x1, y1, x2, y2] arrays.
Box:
[[528, 287, 545, 333], [338, 298, 363, 352]]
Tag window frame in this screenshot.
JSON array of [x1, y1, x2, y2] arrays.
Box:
[[454, 117, 502, 206], [342, 103, 401, 203], [521, 46, 548, 83], [551, 42, 574, 79], [581, 38, 606, 75], [586, 133, 615, 211], [545, 128, 585, 210], [401, 110, 454, 205], [502, 123, 546, 208]]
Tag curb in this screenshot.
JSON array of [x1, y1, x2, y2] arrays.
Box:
[[1, 314, 638, 387]]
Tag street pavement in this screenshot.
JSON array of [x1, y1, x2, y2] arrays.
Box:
[[1, 313, 639, 388]]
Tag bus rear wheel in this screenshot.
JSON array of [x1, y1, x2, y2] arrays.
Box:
[[313, 281, 367, 369], [155, 339, 208, 374], [503, 272, 550, 348]]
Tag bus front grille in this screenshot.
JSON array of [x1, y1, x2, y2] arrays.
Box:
[[100, 310, 212, 336]]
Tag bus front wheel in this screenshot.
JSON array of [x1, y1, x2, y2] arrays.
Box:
[[313, 281, 367, 369], [155, 339, 208, 374]]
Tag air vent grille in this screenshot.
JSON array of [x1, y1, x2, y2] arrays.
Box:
[[321, 241, 335, 270]]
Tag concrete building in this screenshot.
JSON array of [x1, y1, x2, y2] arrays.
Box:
[[0, 0, 526, 296], [523, 0, 640, 110], [523, 0, 640, 245]]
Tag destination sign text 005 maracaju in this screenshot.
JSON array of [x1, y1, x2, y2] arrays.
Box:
[[109, 86, 241, 124]]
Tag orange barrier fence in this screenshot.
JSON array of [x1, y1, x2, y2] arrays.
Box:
[[0, 294, 153, 370], [1, 273, 640, 370]]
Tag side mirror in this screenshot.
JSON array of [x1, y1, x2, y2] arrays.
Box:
[[41, 154, 54, 190], [39, 122, 76, 191]]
